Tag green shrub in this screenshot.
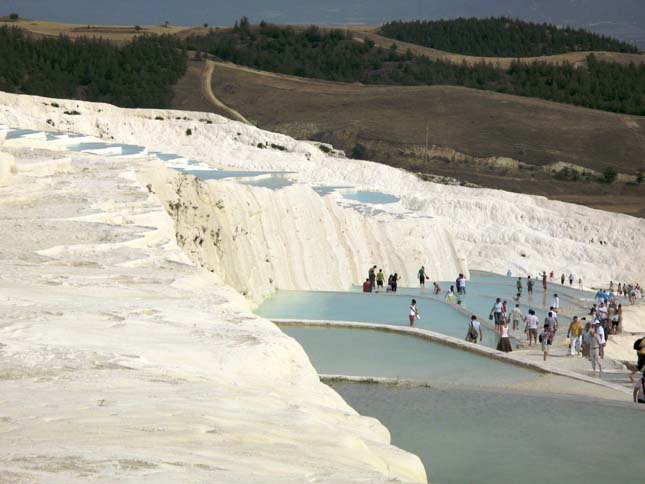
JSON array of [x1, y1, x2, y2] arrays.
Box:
[[351, 143, 367, 159], [600, 166, 618, 183], [186, 128, 192, 136]]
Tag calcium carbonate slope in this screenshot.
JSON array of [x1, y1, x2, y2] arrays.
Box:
[[0, 133, 426, 482], [1, 91, 642, 290]]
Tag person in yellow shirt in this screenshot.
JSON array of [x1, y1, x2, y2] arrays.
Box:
[[567, 316, 583, 356]]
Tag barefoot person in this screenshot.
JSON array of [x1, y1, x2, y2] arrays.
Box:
[[539, 323, 551, 361], [629, 336, 645, 382], [633, 372, 645, 404], [466, 315, 483, 343], [590, 325, 603, 373], [409, 299, 420, 327], [524, 309, 539, 346], [418, 266, 427, 288], [567, 316, 583, 356], [497, 320, 513, 353]]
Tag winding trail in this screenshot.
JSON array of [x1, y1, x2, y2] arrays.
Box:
[[201, 59, 252, 125]]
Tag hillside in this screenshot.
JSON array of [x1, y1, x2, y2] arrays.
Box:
[[180, 22, 645, 115], [181, 60, 645, 217], [379, 17, 639, 57]]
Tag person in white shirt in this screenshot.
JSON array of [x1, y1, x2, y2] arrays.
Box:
[[597, 303, 608, 322], [552, 294, 560, 309], [593, 321, 606, 359], [466, 315, 483, 343], [409, 299, 420, 327], [510, 304, 522, 331], [524, 309, 539, 346]]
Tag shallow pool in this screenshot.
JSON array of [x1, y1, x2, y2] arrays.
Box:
[[342, 191, 400, 204], [257, 290, 499, 346], [283, 326, 534, 386], [331, 382, 645, 484], [183, 169, 293, 180], [241, 176, 295, 190]]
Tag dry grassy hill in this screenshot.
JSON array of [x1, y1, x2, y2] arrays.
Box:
[[171, 60, 645, 217]]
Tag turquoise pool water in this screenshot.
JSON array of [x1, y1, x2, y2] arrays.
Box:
[[342, 191, 400, 204], [241, 176, 295, 190], [282, 326, 534, 386], [68, 142, 145, 156], [183, 169, 292, 180], [257, 290, 499, 347], [313, 186, 352, 196], [331, 382, 645, 484]]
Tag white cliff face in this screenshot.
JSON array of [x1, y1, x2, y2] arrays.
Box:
[[1, 91, 643, 289], [0, 137, 426, 482], [140, 165, 462, 304]]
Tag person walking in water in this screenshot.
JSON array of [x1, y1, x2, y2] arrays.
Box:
[[445, 286, 456, 302], [497, 320, 513, 353], [418, 266, 427, 288], [466, 315, 483, 343], [457, 273, 467, 295], [433, 281, 441, 295], [490, 298, 503, 333], [510, 304, 522, 331], [524, 309, 539, 346], [409, 299, 420, 327], [368, 265, 377, 292], [516, 277, 523, 295], [567, 316, 583, 356], [542, 272, 548, 291], [590, 325, 602, 373], [376, 269, 385, 291], [527, 276, 534, 295]]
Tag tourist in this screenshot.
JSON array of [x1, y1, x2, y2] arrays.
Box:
[[578, 277, 583, 289], [466, 315, 483, 343], [527, 276, 534, 295], [362, 278, 371, 293], [593, 321, 606, 359], [512, 292, 521, 304], [590, 325, 602, 373], [418, 266, 427, 288], [542, 272, 548, 291], [516, 277, 523, 295], [633, 372, 645, 404], [457, 273, 466, 295], [540, 323, 551, 361], [561, 273, 565, 285], [552, 294, 560, 310], [567, 316, 583, 356], [368, 265, 377, 291], [524, 309, 539, 346], [510, 304, 522, 331], [376, 268, 385, 291], [490, 298, 503, 331], [497, 319, 513, 353], [433, 281, 441, 295], [409, 299, 420, 327], [569, 273, 574, 286], [549, 270, 554, 281], [612, 304, 623, 334], [391, 273, 400, 293], [506, 269, 512, 277], [445, 286, 456, 302], [386, 274, 394, 292], [581, 320, 591, 357], [629, 335, 645, 382], [545, 311, 558, 341]]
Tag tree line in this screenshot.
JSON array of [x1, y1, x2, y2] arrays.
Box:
[[379, 17, 640, 57], [0, 26, 187, 108], [182, 21, 645, 115]]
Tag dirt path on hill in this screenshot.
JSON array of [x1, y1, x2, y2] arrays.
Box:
[[201, 60, 252, 125]]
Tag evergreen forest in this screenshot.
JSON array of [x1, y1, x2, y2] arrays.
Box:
[[379, 17, 640, 57], [0, 26, 187, 108]]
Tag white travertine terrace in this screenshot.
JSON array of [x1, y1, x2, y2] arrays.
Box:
[[1, 91, 644, 482]]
